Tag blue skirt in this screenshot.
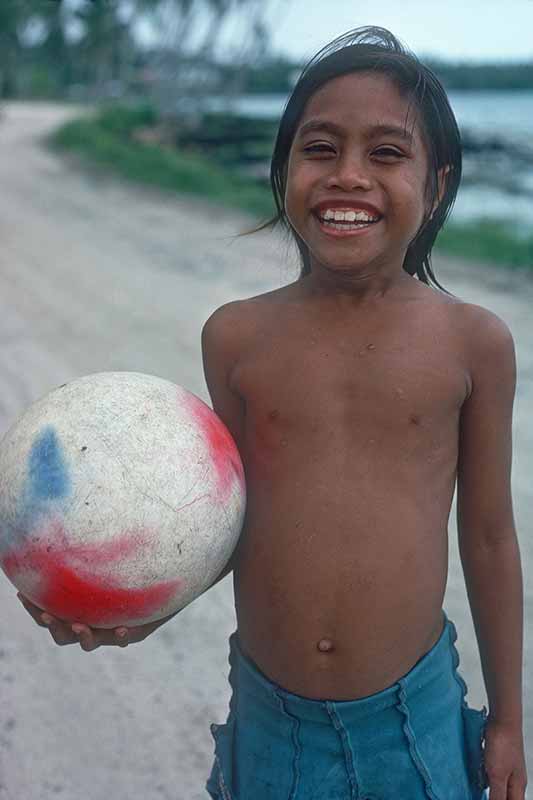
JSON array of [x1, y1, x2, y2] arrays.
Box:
[[206, 612, 489, 800]]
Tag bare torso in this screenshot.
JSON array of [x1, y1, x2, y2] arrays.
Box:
[[228, 278, 470, 700]]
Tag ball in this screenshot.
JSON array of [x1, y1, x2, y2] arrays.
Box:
[[0, 372, 245, 627]]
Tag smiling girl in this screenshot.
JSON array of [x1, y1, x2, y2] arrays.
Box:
[[18, 25, 527, 800], [200, 26, 526, 800]]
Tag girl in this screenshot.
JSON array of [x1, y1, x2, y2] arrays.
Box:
[[19, 25, 526, 800]]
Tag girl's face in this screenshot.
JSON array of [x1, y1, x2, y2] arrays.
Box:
[[285, 71, 440, 283]]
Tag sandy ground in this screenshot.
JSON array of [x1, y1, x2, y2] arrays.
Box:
[[0, 102, 531, 800]]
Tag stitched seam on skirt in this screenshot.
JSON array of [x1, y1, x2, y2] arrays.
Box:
[[325, 702, 359, 800], [273, 691, 302, 800], [396, 683, 440, 800]]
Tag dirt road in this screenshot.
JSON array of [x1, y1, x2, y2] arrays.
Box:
[[0, 103, 531, 800]]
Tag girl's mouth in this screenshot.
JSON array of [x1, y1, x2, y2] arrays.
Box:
[[312, 212, 381, 238]]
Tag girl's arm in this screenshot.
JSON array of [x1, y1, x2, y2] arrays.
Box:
[[201, 301, 246, 454], [456, 304, 527, 797], [201, 301, 247, 585]]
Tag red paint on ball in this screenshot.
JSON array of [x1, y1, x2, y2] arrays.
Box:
[[1, 517, 183, 626], [183, 392, 245, 499]]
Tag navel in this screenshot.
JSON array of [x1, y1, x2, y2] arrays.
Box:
[[358, 343, 376, 357], [317, 638, 335, 653]]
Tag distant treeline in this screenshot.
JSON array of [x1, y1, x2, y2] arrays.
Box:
[[239, 56, 533, 93], [425, 59, 533, 90]]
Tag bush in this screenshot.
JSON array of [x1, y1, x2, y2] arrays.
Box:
[[96, 104, 158, 136], [48, 110, 274, 219], [436, 218, 533, 270]]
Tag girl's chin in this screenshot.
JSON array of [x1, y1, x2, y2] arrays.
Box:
[[308, 247, 388, 275], [310, 240, 379, 268]]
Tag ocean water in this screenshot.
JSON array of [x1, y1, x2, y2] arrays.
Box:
[[203, 91, 533, 230], [446, 91, 533, 230]]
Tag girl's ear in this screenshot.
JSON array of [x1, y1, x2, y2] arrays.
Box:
[[430, 165, 451, 218]]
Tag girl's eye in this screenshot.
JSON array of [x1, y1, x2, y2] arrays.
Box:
[[302, 144, 406, 159], [303, 144, 334, 154], [374, 147, 404, 158]]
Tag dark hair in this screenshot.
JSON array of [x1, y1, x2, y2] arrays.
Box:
[[240, 26, 462, 293]]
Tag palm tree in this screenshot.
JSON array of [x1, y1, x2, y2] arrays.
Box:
[[32, 0, 72, 93], [72, 0, 133, 97], [0, 0, 29, 97], [132, 0, 270, 114]]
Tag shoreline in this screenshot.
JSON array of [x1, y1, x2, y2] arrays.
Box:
[[47, 104, 533, 274]]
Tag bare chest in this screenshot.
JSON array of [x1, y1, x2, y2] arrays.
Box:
[[232, 318, 469, 460]]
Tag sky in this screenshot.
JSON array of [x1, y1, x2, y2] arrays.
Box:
[[254, 0, 533, 64]]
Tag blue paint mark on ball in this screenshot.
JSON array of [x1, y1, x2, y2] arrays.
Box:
[[0, 427, 71, 555], [28, 426, 71, 501]]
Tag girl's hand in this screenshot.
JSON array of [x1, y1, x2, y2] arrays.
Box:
[[484, 718, 528, 800], [16, 592, 171, 651]]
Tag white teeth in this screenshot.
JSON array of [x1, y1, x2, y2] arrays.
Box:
[[322, 221, 371, 231], [321, 209, 378, 222]]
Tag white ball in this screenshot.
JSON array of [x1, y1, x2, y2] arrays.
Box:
[[0, 372, 245, 627]]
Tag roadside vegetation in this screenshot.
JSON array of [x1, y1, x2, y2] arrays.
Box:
[[48, 106, 533, 272], [49, 106, 274, 219]]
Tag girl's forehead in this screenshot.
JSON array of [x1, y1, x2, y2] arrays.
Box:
[[299, 71, 423, 141], [306, 71, 405, 109]]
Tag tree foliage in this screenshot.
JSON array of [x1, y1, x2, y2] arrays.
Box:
[[0, 0, 271, 102], [238, 56, 533, 93], [425, 59, 533, 90], [1, 2, 532, 101]]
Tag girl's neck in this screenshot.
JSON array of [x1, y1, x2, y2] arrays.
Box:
[[302, 266, 415, 309]]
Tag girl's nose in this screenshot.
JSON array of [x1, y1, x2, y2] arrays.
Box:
[[325, 157, 372, 191]]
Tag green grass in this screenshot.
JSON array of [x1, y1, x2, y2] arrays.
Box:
[[48, 106, 533, 272], [435, 218, 533, 270], [48, 107, 275, 219]]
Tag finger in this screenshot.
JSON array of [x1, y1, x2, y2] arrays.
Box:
[[46, 616, 82, 645], [508, 773, 528, 800], [48, 618, 81, 645], [114, 627, 129, 647], [486, 776, 508, 800], [39, 611, 62, 631], [72, 624, 98, 652], [17, 594, 64, 636]]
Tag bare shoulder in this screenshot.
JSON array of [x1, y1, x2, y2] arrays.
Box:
[[441, 299, 516, 399], [417, 283, 514, 345], [202, 297, 249, 337], [203, 285, 294, 334], [411, 286, 516, 380], [201, 286, 293, 367], [446, 299, 515, 353]]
